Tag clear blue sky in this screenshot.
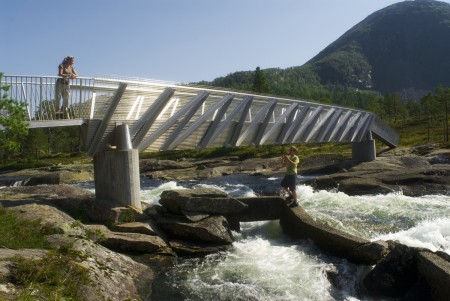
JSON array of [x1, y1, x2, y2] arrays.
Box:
[[2, 0, 449, 83]]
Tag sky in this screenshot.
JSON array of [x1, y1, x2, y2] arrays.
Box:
[[2, 0, 450, 84]]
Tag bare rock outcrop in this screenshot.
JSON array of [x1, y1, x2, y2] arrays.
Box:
[[160, 188, 248, 215], [46, 234, 155, 301], [305, 150, 450, 196]]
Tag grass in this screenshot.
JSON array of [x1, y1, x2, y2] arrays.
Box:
[[0, 152, 92, 172], [0, 206, 54, 249], [0, 206, 91, 300], [11, 247, 91, 301]]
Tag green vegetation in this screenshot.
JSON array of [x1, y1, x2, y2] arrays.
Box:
[[0, 152, 91, 172], [0, 207, 91, 300], [0, 73, 29, 160], [0, 206, 54, 249], [252, 66, 270, 93], [10, 248, 91, 301]]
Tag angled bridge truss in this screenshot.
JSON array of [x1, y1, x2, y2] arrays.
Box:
[[1, 75, 399, 156]]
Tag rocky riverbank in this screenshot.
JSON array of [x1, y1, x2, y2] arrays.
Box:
[[0, 144, 449, 300], [2, 144, 449, 197]]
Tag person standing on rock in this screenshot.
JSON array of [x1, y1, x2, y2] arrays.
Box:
[[281, 145, 299, 207]]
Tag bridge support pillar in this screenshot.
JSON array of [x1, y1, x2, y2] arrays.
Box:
[[351, 139, 376, 162], [93, 124, 141, 210]]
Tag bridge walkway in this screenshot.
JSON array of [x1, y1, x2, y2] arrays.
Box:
[[1, 75, 399, 157]]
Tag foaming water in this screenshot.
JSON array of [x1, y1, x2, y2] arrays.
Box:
[[154, 221, 343, 301], [297, 184, 450, 251], [375, 218, 450, 253], [141, 180, 185, 205], [75, 174, 450, 300]]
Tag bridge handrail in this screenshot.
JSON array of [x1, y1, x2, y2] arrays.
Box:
[[1, 74, 399, 150], [1, 75, 95, 120]]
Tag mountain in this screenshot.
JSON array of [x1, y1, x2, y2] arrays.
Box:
[[309, 0, 450, 95], [204, 0, 450, 100]]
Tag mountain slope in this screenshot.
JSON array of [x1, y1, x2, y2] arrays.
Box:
[[308, 0, 450, 94], [206, 0, 450, 98]]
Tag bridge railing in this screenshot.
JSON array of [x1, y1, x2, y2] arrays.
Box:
[[1, 75, 95, 120], [2, 75, 400, 152]]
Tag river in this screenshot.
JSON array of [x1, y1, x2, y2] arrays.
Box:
[[84, 173, 450, 300]]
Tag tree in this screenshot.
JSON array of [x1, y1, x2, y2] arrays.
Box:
[[0, 73, 29, 159], [420, 92, 440, 143], [436, 85, 450, 143], [252, 67, 270, 93], [382, 93, 406, 123]]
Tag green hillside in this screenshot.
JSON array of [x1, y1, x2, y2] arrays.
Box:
[[202, 0, 450, 100]]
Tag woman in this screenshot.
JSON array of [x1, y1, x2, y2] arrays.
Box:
[[55, 56, 78, 116], [281, 146, 300, 206]]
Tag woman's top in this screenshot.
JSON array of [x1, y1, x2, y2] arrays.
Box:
[[57, 64, 76, 84], [285, 155, 299, 175]]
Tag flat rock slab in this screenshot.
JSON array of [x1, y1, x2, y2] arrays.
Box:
[[160, 188, 247, 215]]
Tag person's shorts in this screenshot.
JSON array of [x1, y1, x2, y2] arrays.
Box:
[[281, 174, 296, 191]]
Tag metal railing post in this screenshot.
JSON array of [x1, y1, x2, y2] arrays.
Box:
[[39, 77, 43, 120]]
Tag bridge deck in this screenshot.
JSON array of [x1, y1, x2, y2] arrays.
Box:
[[1, 75, 399, 155]]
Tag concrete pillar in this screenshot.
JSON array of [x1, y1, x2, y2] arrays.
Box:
[[352, 139, 376, 162], [93, 124, 141, 210]]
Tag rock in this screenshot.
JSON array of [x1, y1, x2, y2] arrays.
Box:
[[7, 203, 86, 237], [350, 240, 390, 265], [111, 220, 163, 236], [140, 159, 195, 173], [181, 211, 211, 222], [86, 200, 148, 225], [0, 248, 49, 266], [306, 154, 450, 196], [160, 188, 247, 215], [0, 184, 94, 205], [0, 249, 49, 300], [144, 204, 167, 220], [299, 153, 351, 175], [0, 166, 93, 187], [84, 224, 171, 254], [161, 188, 228, 200], [337, 177, 396, 195], [416, 251, 450, 301], [140, 157, 280, 180], [46, 234, 155, 301], [363, 243, 418, 297], [156, 215, 234, 244], [168, 239, 232, 256]]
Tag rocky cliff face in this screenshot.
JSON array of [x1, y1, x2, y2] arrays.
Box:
[[307, 0, 450, 95]]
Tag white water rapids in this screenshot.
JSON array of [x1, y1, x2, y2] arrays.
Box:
[[78, 174, 450, 300]]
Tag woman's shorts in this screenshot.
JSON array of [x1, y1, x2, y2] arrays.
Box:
[[281, 174, 296, 191]]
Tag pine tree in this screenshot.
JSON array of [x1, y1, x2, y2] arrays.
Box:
[[252, 67, 270, 93]]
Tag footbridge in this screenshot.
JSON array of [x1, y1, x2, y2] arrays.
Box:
[[1, 75, 399, 155], [2, 75, 399, 209]]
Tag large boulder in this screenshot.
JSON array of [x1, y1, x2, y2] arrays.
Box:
[[363, 243, 418, 297], [160, 188, 247, 215], [156, 215, 234, 244], [416, 251, 450, 301], [7, 203, 86, 237], [46, 234, 155, 301]]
